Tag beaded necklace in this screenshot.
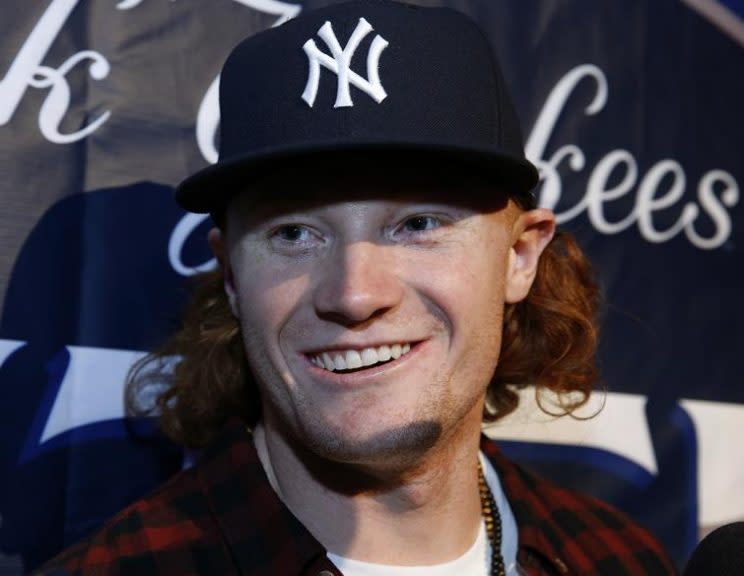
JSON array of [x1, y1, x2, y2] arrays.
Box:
[[478, 461, 506, 576]]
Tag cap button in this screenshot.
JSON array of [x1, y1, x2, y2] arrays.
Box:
[[317, 571, 335, 576]]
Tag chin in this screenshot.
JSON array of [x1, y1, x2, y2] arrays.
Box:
[[298, 416, 444, 468]]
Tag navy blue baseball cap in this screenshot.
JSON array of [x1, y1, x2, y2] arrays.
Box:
[[175, 0, 539, 214]]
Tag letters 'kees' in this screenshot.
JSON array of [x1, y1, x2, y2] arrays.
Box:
[[302, 17, 389, 108]]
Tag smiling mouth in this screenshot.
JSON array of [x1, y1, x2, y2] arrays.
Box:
[[308, 343, 413, 373]]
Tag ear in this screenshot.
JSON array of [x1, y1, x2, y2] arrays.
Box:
[[505, 209, 556, 304], [208, 227, 240, 318]]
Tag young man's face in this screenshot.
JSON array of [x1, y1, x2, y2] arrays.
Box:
[[212, 171, 554, 469]]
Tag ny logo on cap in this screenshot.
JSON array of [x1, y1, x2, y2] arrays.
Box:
[[302, 18, 389, 108]]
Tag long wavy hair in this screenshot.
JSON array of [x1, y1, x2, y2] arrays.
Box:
[[126, 227, 601, 449]]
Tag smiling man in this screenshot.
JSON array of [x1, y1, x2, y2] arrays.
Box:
[[39, 1, 677, 575]]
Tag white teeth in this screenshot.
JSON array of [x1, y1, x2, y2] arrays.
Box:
[[345, 350, 363, 370], [311, 343, 413, 372], [332, 352, 346, 370], [361, 348, 378, 366]]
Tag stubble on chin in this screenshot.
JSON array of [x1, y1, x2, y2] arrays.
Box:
[[300, 417, 444, 469], [260, 384, 446, 476], [276, 385, 477, 487], [283, 376, 458, 471], [288, 416, 447, 493]]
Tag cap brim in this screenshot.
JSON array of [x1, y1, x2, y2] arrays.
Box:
[[175, 141, 539, 214]]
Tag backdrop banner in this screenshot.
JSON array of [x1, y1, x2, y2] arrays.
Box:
[[1, 1, 742, 572]]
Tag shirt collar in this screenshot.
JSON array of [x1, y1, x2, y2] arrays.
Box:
[[481, 435, 570, 575], [196, 418, 336, 575]]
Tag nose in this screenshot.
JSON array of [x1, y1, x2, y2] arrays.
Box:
[[313, 241, 403, 326]]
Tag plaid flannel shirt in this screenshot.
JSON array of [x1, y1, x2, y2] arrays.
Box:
[[37, 419, 678, 575]]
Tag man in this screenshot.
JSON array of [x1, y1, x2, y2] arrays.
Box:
[[39, 1, 677, 574]]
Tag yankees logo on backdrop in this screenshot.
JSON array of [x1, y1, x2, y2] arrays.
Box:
[[302, 17, 389, 108]]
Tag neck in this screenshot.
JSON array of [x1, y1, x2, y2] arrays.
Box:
[[254, 410, 485, 566]]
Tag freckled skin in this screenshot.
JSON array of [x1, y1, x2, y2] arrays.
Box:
[[219, 183, 529, 471], [208, 175, 555, 563]]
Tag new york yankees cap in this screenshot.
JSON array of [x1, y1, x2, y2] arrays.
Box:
[[175, 0, 539, 214]]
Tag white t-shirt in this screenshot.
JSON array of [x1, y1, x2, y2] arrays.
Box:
[[327, 522, 490, 576], [326, 453, 519, 576]]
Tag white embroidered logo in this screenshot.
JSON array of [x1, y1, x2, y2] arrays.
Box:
[[302, 17, 389, 108]]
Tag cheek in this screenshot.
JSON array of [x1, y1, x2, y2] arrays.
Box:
[[426, 240, 510, 330], [427, 240, 510, 384], [232, 264, 313, 407], [230, 250, 311, 353]]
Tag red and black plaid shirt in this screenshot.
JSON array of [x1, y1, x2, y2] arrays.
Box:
[[38, 419, 677, 575]]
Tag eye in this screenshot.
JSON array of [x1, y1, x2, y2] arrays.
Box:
[[270, 224, 318, 245], [401, 215, 441, 233], [277, 225, 308, 241]]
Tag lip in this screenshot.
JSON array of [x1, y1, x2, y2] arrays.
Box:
[[299, 339, 429, 387]]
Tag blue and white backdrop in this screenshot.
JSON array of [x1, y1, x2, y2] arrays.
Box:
[[1, 1, 742, 573]]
